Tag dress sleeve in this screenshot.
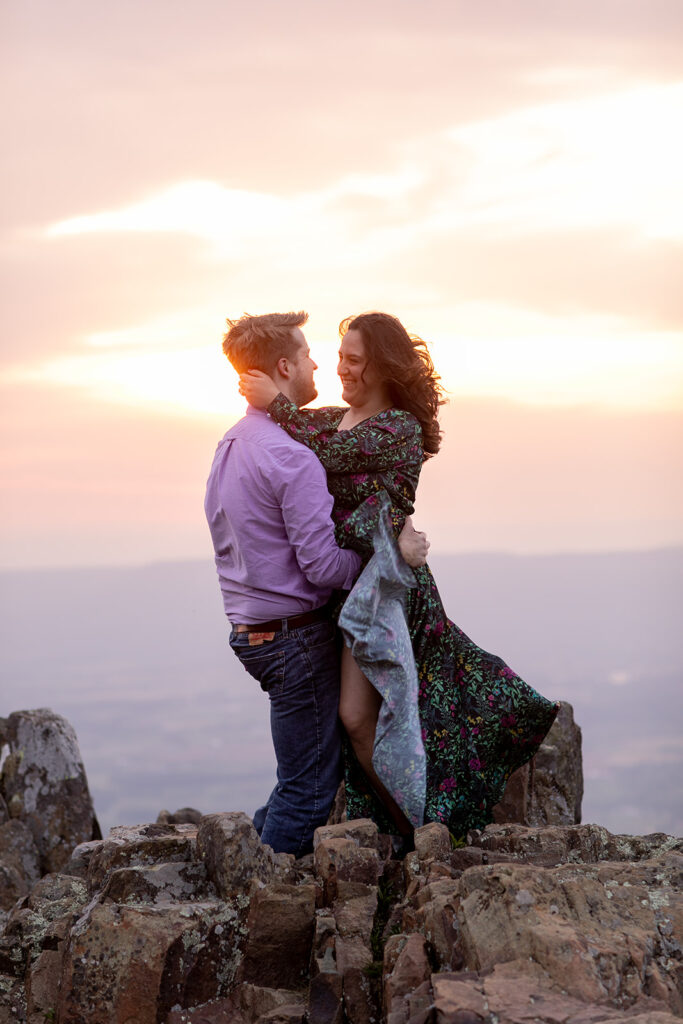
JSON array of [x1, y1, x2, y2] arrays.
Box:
[[268, 393, 425, 561], [267, 393, 344, 461], [268, 392, 424, 475]]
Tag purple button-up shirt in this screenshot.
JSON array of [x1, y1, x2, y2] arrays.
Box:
[[205, 405, 361, 624]]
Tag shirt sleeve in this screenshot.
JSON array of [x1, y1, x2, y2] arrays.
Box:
[[267, 444, 362, 590]]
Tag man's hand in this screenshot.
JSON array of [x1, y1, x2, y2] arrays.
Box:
[[239, 370, 280, 409], [398, 516, 429, 567]]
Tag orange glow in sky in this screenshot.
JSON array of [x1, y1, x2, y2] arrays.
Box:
[[1, 1, 682, 567]]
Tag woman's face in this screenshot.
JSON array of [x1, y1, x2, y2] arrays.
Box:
[[337, 329, 385, 408]]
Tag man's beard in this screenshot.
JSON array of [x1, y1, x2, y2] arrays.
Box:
[[294, 378, 317, 408]]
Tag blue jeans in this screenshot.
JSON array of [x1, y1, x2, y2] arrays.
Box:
[[229, 617, 342, 857]]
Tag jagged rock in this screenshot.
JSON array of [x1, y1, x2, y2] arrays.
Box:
[[308, 913, 343, 1024], [314, 818, 380, 851], [314, 837, 381, 904], [430, 971, 489, 1021], [3, 705, 682, 1024], [0, 709, 101, 875], [456, 852, 683, 1013], [196, 812, 288, 898], [165, 996, 244, 1023], [332, 885, 377, 949], [87, 821, 199, 893], [238, 983, 307, 1022], [157, 807, 204, 826], [474, 821, 683, 867], [492, 699, 583, 827], [431, 960, 682, 1023], [1, 872, 90, 1024], [62, 838, 103, 880], [57, 900, 243, 1023], [412, 878, 463, 971], [413, 821, 451, 865], [383, 933, 431, 1022], [308, 970, 343, 1024], [239, 882, 316, 990], [101, 860, 216, 904], [326, 782, 347, 827], [258, 1005, 307, 1023], [336, 956, 376, 1024], [403, 850, 428, 900], [0, 820, 41, 911]]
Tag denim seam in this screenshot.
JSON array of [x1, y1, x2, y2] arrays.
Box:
[[294, 638, 322, 859]]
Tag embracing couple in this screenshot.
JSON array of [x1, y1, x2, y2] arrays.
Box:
[[205, 311, 558, 858]]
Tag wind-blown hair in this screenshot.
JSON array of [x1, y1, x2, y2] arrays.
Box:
[[339, 312, 445, 457], [223, 311, 308, 375]]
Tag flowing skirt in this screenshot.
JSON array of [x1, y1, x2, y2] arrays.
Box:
[[339, 514, 559, 837]]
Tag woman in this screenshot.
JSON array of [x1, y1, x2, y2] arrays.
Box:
[[240, 312, 558, 838]]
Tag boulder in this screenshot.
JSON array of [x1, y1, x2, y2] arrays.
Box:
[[239, 882, 316, 990], [0, 820, 41, 911], [313, 837, 381, 904], [101, 860, 215, 904], [0, 709, 101, 875], [57, 900, 244, 1023], [456, 852, 683, 1013], [413, 821, 451, 865], [332, 885, 377, 949], [412, 878, 463, 971], [313, 818, 379, 851], [165, 996, 246, 1023], [87, 821, 199, 893], [2, 872, 90, 1024], [196, 812, 286, 898], [383, 933, 431, 1021], [474, 821, 683, 867], [431, 960, 682, 1024], [238, 983, 308, 1023], [157, 807, 204, 825], [308, 913, 343, 1024], [492, 700, 583, 827], [308, 970, 343, 1024]]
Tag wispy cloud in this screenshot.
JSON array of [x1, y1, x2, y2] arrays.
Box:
[[47, 82, 683, 252]]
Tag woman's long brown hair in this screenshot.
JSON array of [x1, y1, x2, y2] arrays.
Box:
[[339, 312, 446, 458]]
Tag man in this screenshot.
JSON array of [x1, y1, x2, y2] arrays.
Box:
[[205, 311, 427, 857]]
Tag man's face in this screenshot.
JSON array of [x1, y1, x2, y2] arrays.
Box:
[[289, 328, 318, 408]]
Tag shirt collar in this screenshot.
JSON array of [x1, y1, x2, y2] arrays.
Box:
[[246, 404, 269, 418]]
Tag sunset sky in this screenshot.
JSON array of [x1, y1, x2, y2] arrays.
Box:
[[2, 0, 682, 568]]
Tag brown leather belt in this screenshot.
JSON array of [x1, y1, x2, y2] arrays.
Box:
[[234, 603, 331, 634]]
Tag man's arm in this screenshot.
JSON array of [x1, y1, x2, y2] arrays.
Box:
[[398, 516, 429, 567], [272, 445, 361, 590]]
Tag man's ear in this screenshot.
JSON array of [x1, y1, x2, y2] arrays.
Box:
[[275, 356, 291, 379]]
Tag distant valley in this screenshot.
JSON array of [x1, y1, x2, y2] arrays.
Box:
[[1, 549, 681, 837]]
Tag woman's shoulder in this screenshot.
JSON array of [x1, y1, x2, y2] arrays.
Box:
[[380, 407, 422, 438], [347, 407, 422, 451]]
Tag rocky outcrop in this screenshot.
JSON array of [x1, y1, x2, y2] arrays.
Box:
[[1, 814, 680, 1023], [492, 699, 584, 826], [0, 709, 101, 901], [0, 704, 680, 1023]]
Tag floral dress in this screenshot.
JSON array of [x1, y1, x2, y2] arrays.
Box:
[[267, 394, 559, 837]]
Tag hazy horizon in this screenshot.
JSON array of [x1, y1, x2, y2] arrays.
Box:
[[2, 548, 681, 840]]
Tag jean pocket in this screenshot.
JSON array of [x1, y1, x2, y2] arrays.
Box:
[[230, 639, 286, 694], [295, 618, 337, 649]]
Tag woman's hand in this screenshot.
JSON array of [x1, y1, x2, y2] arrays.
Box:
[[238, 370, 280, 409]]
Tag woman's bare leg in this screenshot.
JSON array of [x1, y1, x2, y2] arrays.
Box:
[[339, 645, 412, 836]]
